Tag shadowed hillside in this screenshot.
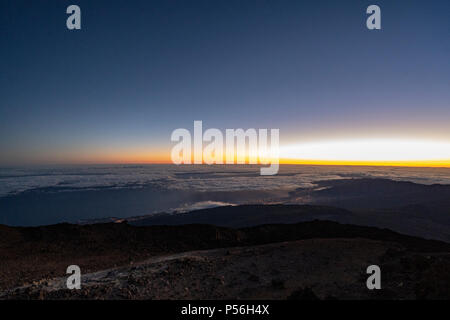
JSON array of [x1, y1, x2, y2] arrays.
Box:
[[1, 210, 450, 299]]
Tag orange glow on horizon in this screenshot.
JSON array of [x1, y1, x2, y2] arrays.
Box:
[[278, 159, 450, 168], [30, 139, 450, 169], [37, 157, 450, 168], [48, 155, 450, 168], [83, 156, 450, 168]]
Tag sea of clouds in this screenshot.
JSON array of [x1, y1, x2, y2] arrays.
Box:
[[1, 164, 450, 198]]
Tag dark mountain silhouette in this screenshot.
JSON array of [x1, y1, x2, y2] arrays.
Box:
[[290, 178, 450, 213], [1, 217, 450, 299], [285, 179, 450, 241], [130, 204, 353, 227]]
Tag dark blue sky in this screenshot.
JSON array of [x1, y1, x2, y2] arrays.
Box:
[[1, 0, 449, 164]]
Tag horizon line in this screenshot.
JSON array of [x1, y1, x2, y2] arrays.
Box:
[[2, 159, 450, 169]]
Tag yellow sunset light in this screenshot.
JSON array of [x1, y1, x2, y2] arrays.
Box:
[[280, 139, 450, 164]]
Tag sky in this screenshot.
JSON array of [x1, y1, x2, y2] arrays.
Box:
[[0, 0, 449, 165]]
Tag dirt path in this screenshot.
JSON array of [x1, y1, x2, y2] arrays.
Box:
[[2, 238, 413, 299]]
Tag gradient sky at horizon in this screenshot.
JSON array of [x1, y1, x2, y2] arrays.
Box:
[[1, 0, 449, 165]]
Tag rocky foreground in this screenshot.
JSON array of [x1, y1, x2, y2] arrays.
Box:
[[1, 210, 450, 299]]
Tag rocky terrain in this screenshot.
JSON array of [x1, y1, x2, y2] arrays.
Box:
[[1, 207, 450, 300], [3, 238, 450, 300]]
